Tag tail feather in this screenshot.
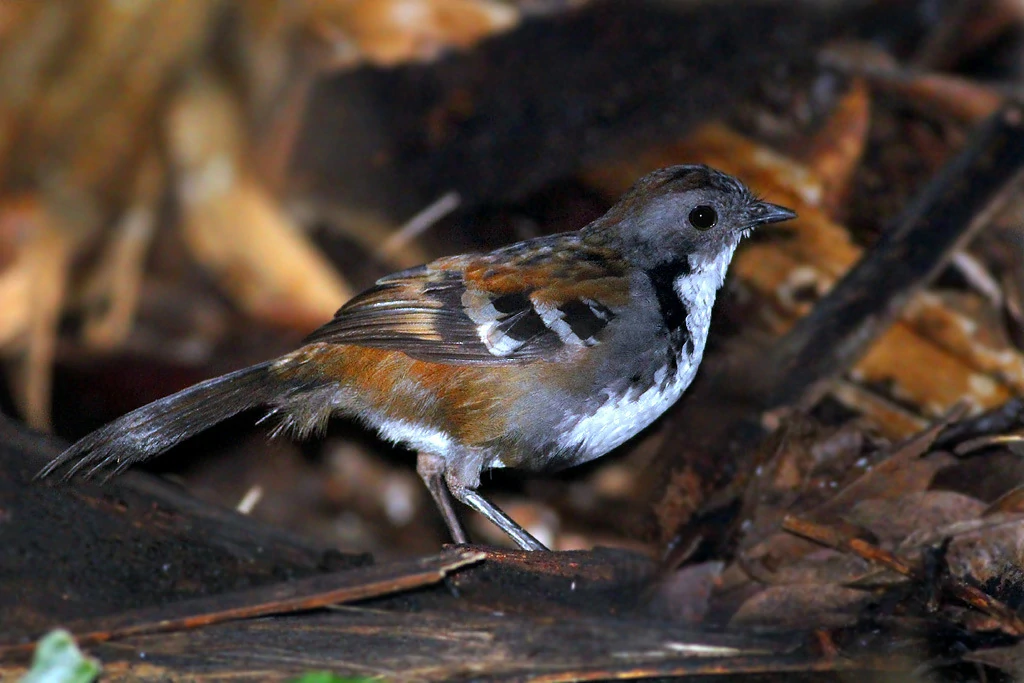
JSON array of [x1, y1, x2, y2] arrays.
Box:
[[37, 362, 279, 481]]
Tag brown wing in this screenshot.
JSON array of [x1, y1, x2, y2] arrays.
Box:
[[303, 234, 630, 365]]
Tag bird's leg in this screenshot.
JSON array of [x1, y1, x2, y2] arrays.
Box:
[[416, 451, 467, 545], [445, 472, 548, 552]]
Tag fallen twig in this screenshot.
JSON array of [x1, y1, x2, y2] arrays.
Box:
[[782, 515, 1024, 636], [0, 548, 484, 654]]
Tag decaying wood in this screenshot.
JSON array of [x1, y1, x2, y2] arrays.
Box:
[[2, 548, 485, 655], [0, 416, 355, 643], [5, 607, 889, 682], [3, 393, 1021, 679]]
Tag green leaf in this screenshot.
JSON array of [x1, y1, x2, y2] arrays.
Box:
[[289, 673, 379, 683], [20, 630, 100, 683]]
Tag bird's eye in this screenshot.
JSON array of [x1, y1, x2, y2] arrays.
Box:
[[688, 205, 717, 230]]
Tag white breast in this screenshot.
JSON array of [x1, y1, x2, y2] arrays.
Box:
[[556, 259, 731, 463], [556, 360, 697, 461]]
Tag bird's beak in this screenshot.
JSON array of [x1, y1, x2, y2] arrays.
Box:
[[745, 200, 797, 229]]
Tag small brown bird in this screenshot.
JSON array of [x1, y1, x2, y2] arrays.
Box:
[[39, 165, 795, 550]]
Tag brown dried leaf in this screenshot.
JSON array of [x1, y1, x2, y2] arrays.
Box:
[[307, 0, 520, 67], [821, 43, 1003, 124], [985, 485, 1024, 516], [650, 561, 723, 625], [829, 380, 928, 436], [802, 78, 871, 214], [843, 491, 986, 545], [964, 643, 1024, 679], [810, 413, 958, 520], [932, 452, 1024, 504], [723, 405, 1024, 636], [731, 418, 868, 555], [22, 0, 216, 202], [940, 514, 1024, 583], [755, 548, 875, 587], [0, 196, 71, 429], [78, 155, 164, 350], [728, 583, 869, 629], [166, 73, 353, 329], [728, 415, 956, 597]]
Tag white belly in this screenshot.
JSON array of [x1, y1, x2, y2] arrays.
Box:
[[557, 359, 697, 462]]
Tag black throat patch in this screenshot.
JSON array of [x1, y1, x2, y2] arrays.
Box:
[[644, 259, 692, 367]]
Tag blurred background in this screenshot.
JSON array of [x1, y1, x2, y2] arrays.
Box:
[[4, 0, 1024, 559]]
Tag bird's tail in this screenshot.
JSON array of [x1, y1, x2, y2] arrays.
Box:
[[37, 361, 280, 481]]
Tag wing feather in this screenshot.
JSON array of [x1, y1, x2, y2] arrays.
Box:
[[304, 234, 628, 365]]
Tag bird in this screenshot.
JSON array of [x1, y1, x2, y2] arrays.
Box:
[[38, 165, 796, 551]]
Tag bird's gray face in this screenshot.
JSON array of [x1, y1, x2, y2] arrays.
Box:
[[602, 164, 797, 271]]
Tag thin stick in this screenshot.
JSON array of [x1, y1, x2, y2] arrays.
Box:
[[783, 515, 1024, 636], [379, 191, 461, 258]]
